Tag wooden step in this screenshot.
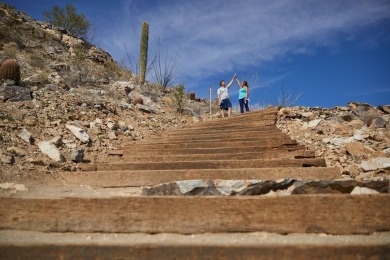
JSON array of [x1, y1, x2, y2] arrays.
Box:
[[122, 139, 298, 150], [1, 195, 389, 235], [141, 132, 290, 143], [59, 167, 340, 187], [165, 124, 277, 135], [99, 150, 316, 163], [1, 230, 388, 259], [95, 158, 327, 171], [115, 145, 307, 155]]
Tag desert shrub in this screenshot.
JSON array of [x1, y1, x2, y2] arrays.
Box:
[[173, 84, 185, 113], [2, 42, 19, 58], [43, 4, 90, 39]]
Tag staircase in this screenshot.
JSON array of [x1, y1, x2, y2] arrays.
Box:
[[1, 107, 389, 259]]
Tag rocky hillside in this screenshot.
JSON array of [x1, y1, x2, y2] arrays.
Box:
[[0, 3, 210, 183], [278, 103, 390, 180]]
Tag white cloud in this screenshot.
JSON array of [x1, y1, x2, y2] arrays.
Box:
[[97, 0, 390, 87]]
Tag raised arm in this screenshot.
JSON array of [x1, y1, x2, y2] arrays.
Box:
[[226, 74, 236, 88], [235, 77, 241, 87]]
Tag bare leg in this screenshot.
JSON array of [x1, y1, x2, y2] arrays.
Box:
[[220, 109, 225, 118], [228, 107, 232, 117]]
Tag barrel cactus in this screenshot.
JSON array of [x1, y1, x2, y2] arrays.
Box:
[[133, 95, 144, 105], [0, 59, 21, 85]]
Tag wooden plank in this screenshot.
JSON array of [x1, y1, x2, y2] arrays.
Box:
[[59, 167, 341, 187], [96, 158, 326, 171], [99, 151, 316, 163], [0, 244, 388, 260], [140, 133, 290, 144], [1, 195, 389, 235], [121, 140, 298, 150], [118, 145, 306, 155]]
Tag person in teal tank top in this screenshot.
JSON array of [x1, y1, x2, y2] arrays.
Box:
[[234, 76, 249, 113]]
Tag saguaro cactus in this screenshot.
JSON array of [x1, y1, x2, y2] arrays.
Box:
[[0, 59, 21, 85], [139, 21, 149, 84]]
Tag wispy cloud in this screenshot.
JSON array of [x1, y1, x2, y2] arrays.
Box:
[[97, 0, 390, 87], [353, 87, 390, 97]]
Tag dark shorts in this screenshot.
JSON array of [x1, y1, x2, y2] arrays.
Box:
[[220, 99, 232, 110]]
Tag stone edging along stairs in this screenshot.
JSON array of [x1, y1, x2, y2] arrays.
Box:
[[1, 107, 389, 259]]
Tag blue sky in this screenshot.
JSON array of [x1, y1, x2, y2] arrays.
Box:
[[4, 0, 390, 107]]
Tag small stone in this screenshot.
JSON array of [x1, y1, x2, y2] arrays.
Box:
[[304, 119, 322, 129], [71, 149, 84, 163], [331, 137, 354, 146], [13, 184, 28, 191], [360, 157, 390, 172], [1, 154, 14, 164], [6, 146, 27, 156], [108, 131, 117, 140], [37, 141, 65, 162], [66, 124, 90, 143], [351, 186, 379, 195], [345, 142, 371, 157], [370, 117, 387, 128], [49, 136, 63, 146], [18, 128, 34, 144], [137, 104, 157, 114]]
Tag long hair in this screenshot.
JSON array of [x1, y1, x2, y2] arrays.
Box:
[[243, 80, 248, 87]]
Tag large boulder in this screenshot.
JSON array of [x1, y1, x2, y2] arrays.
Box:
[[0, 85, 32, 102]]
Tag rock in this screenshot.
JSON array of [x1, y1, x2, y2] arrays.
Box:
[[370, 116, 387, 128], [348, 120, 365, 129], [137, 104, 157, 114], [377, 105, 390, 114], [215, 180, 251, 195], [24, 116, 38, 126], [66, 124, 90, 143], [352, 106, 380, 126], [142, 179, 295, 196], [334, 124, 353, 136], [1, 153, 14, 164], [345, 142, 371, 157], [106, 122, 119, 130], [37, 141, 65, 162], [71, 149, 84, 163], [118, 121, 128, 131], [360, 157, 390, 172], [142, 180, 216, 196], [111, 81, 135, 96], [177, 180, 216, 195], [351, 186, 380, 195], [49, 136, 63, 146], [6, 146, 27, 156], [0, 183, 28, 192], [291, 179, 389, 194], [302, 119, 322, 129], [95, 118, 103, 124], [108, 131, 117, 140], [0, 85, 32, 102], [18, 128, 34, 144], [331, 137, 354, 146]]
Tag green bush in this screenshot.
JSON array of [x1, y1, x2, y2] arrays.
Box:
[[43, 4, 90, 39], [174, 84, 185, 113]]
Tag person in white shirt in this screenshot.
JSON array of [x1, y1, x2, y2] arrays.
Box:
[[217, 74, 235, 118]]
